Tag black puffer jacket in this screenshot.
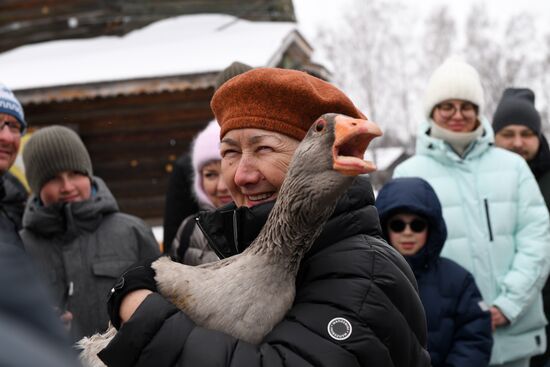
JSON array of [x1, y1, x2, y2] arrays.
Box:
[[99, 177, 430, 367], [0, 172, 27, 249], [529, 135, 550, 367]]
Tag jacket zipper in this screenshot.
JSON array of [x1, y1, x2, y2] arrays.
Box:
[[195, 216, 226, 260], [232, 211, 240, 253], [484, 199, 494, 242]]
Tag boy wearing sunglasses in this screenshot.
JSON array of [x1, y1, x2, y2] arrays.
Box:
[[376, 177, 493, 367]]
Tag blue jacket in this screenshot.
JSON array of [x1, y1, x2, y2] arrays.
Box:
[[376, 177, 493, 367], [394, 118, 550, 364]]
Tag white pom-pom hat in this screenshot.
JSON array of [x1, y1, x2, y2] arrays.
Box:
[[423, 56, 484, 119]]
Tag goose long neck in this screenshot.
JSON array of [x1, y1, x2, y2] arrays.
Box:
[[247, 168, 353, 274]]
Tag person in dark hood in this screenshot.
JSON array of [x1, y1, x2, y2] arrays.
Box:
[[492, 88, 550, 367], [376, 177, 493, 367]]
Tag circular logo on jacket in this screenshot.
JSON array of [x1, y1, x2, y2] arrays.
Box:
[[327, 317, 352, 340]]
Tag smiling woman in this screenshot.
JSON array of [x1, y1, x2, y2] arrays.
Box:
[[170, 119, 231, 265], [94, 67, 431, 367], [220, 129, 298, 207]]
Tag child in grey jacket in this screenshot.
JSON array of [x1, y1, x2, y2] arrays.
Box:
[[20, 125, 160, 342]]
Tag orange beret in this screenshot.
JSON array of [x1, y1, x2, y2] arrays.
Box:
[[211, 68, 366, 140]]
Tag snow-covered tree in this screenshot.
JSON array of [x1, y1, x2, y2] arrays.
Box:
[[312, 0, 550, 148]]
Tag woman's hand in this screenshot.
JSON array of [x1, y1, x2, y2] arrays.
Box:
[[107, 256, 161, 329], [119, 289, 153, 324], [490, 306, 509, 330]]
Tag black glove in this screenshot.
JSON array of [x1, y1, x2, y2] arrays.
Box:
[[107, 255, 161, 329]]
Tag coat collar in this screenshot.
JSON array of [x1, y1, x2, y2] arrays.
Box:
[[529, 134, 550, 180], [22, 177, 118, 239], [197, 176, 382, 260], [416, 117, 494, 163]]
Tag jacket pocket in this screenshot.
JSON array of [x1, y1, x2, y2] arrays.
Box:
[[92, 260, 134, 279], [484, 199, 494, 242]]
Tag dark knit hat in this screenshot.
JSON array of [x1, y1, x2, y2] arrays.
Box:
[[214, 61, 253, 91], [492, 88, 541, 135], [211, 68, 366, 140], [23, 125, 93, 194]]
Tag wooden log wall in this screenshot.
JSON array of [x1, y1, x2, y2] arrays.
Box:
[[23, 87, 215, 223]]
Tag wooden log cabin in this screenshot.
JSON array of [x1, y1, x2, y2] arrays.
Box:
[[0, 11, 329, 228], [0, 0, 297, 54]]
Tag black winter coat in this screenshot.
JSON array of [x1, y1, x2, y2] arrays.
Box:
[[376, 177, 493, 367], [100, 177, 431, 367], [529, 135, 550, 367], [0, 172, 27, 249], [162, 153, 199, 253]]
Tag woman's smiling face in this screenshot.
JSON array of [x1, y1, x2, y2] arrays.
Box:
[[220, 128, 299, 208]]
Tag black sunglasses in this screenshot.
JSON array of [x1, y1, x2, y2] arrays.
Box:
[[388, 218, 427, 233]]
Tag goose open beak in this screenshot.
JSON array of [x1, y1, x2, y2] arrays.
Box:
[[332, 114, 383, 176]]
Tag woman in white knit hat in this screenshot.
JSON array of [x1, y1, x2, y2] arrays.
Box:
[[394, 57, 550, 367], [170, 119, 232, 265]]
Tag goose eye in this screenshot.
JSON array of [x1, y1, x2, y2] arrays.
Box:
[[315, 120, 325, 132]]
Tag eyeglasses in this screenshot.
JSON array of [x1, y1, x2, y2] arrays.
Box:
[[0, 120, 23, 135], [435, 102, 478, 119], [388, 218, 427, 233]]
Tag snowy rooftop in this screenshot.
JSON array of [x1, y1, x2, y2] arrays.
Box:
[[0, 14, 307, 91]]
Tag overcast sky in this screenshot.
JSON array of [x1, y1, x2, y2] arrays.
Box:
[[293, 0, 550, 41]]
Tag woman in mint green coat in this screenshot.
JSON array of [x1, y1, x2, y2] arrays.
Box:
[[394, 57, 550, 367]]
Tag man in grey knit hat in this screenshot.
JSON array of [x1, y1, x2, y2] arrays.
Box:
[[493, 88, 550, 210], [20, 125, 161, 342]]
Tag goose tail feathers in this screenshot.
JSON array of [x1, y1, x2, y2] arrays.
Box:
[[76, 324, 117, 367]]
